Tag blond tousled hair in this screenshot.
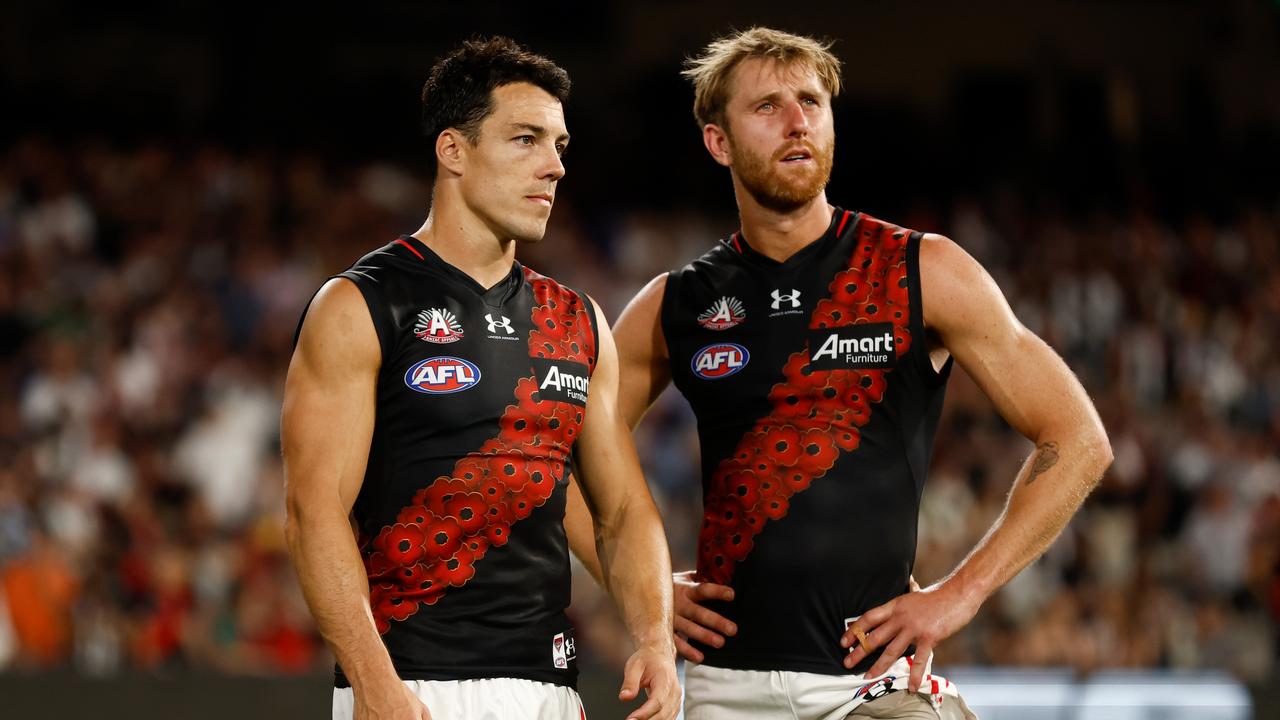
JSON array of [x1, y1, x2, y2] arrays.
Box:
[[682, 27, 843, 129]]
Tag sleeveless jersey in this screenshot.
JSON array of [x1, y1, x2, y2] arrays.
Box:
[[300, 236, 598, 688], [661, 209, 952, 675]]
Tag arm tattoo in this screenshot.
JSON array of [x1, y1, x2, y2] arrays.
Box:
[[1025, 441, 1060, 486]]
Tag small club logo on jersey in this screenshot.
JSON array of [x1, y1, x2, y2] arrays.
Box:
[[692, 343, 750, 380], [532, 358, 590, 406], [551, 631, 577, 669], [809, 323, 896, 370], [484, 313, 518, 341], [414, 308, 465, 344], [403, 357, 481, 394], [697, 296, 746, 330]]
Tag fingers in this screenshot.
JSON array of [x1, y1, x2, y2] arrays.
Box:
[[688, 582, 734, 603], [865, 632, 912, 679], [907, 645, 932, 693], [627, 693, 661, 720], [674, 633, 704, 663], [619, 658, 642, 701], [675, 615, 724, 648], [687, 604, 737, 636], [843, 618, 897, 668]]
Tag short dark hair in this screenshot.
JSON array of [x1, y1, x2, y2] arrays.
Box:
[[420, 36, 571, 181]]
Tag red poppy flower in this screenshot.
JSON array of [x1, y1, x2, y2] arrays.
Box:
[[486, 454, 528, 493], [466, 535, 491, 558], [723, 531, 754, 562], [771, 386, 815, 419], [726, 470, 763, 511], [833, 425, 861, 452], [375, 523, 427, 567], [766, 425, 804, 466], [440, 551, 476, 587], [529, 331, 559, 359], [514, 377, 546, 412], [473, 472, 507, 500], [377, 594, 419, 624], [750, 452, 779, 481], [486, 521, 512, 547], [422, 516, 463, 561], [811, 382, 844, 416], [396, 504, 431, 527], [762, 495, 791, 520], [532, 306, 571, 342], [742, 508, 767, 533], [423, 478, 468, 517], [365, 551, 395, 581], [827, 269, 863, 306], [486, 500, 516, 526], [797, 428, 839, 475], [783, 467, 812, 493], [509, 491, 536, 521], [454, 457, 489, 486], [523, 458, 555, 502], [500, 408, 540, 446], [444, 492, 488, 535]]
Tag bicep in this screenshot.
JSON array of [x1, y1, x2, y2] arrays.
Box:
[[921, 236, 1100, 441], [611, 274, 672, 429], [282, 278, 381, 515]]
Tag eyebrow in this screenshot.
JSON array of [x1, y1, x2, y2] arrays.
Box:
[[510, 122, 571, 144], [748, 87, 826, 106]]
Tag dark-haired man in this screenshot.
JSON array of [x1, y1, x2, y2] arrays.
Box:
[[283, 37, 680, 720]]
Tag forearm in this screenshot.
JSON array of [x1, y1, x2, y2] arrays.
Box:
[[565, 475, 605, 586], [597, 494, 675, 651], [944, 428, 1112, 605], [286, 504, 399, 691]]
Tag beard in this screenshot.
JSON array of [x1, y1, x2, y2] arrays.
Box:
[[731, 136, 834, 213]]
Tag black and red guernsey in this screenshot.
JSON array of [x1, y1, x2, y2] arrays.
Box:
[[661, 208, 953, 676], [300, 235, 598, 689]]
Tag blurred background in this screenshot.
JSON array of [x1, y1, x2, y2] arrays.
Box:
[[1, 0, 1277, 717]]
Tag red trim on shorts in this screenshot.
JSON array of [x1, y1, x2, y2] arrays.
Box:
[[395, 238, 425, 261]]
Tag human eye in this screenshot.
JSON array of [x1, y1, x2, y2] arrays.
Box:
[[757, 101, 774, 112], [515, 135, 535, 145]]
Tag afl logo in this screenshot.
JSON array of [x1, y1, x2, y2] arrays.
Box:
[[404, 357, 481, 394], [692, 343, 749, 380]]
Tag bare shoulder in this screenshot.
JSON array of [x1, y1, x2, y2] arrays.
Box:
[[917, 233, 1015, 335], [293, 277, 380, 372]]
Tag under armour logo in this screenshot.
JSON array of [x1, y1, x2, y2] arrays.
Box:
[[485, 313, 514, 334], [771, 289, 801, 310]]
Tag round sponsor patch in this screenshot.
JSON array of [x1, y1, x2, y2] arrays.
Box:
[[691, 343, 750, 380], [404, 356, 481, 394]]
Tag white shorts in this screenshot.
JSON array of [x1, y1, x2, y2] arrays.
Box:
[[333, 677, 585, 720], [683, 657, 976, 720]]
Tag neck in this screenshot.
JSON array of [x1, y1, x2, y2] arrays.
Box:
[[411, 195, 517, 289], [733, 185, 834, 263]]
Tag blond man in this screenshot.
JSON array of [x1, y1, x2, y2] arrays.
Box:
[[566, 27, 1111, 719]]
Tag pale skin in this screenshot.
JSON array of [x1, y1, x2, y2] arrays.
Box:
[[283, 82, 679, 720], [564, 57, 1113, 692]]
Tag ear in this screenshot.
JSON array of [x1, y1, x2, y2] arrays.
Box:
[[703, 123, 732, 168], [435, 128, 469, 178]]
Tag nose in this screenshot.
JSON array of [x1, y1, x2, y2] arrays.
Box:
[[784, 101, 810, 138], [540, 146, 565, 183]]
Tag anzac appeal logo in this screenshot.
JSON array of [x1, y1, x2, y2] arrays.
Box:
[[414, 308, 465, 344], [692, 343, 749, 380], [403, 356, 481, 394], [698, 296, 746, 330]]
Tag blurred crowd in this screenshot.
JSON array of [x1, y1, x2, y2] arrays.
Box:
[[0, 134, 1276, 689]]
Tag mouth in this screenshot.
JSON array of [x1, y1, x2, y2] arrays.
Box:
[[526, 193, 554, 207], [779, 149, 813, 164]]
